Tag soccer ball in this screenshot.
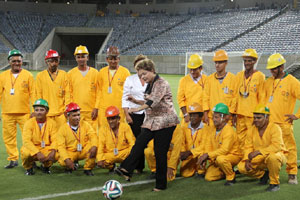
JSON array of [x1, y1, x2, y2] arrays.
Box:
[[102, 180, 123, 199]]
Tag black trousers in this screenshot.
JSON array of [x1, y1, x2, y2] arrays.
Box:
[[120, 126, 176, 190], [129, 113, 145, 171]]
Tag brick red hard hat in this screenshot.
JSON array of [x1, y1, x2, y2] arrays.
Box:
[[106, 46, 120, 57], [45, 49, 60, 60], [65, 102, 80, 113], [105, 106, 120, 117]]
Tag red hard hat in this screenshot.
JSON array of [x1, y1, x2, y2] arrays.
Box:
[[45, 49, 60, 60], [105, 106, 120, 117], [65, 102, 80, 113]]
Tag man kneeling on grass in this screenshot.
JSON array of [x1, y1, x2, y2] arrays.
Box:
[[21, 99, 57, 175], [237, 105, 287, 192], [57, 103, 98, 176]]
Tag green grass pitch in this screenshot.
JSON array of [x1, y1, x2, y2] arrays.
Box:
[[0, 73, 299, 199]]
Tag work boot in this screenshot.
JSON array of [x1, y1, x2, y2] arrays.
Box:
[[195, 173, 205, 179], [224, 178, 236, 186], [266, 184, 280, 192], [259, 171, 269, 185], [288, 174, 298, 185], [74, 161, 79, 170], [41, 165, 51, 174], [25, 168, 35, 176], [4, 161, 18, 169], [65, 169, 73, 174], [84, 170, 94, 176]]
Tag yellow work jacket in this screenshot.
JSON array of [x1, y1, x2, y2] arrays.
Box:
[[264, 74, 300, 124], [57, 120, 98, 161], [35, 69, 69, 116], [22, 117, 57, 156], [243, 123, 286, 161], [206, 123, 240, 160], [203, 72, 236, 117], [0, 69, 34, 114], [67, 67, 100, 112], [235, 70, 265, 117], [97, 65, 130, 110], [177, 74, 207, 117], [97, 122, 135, 161]]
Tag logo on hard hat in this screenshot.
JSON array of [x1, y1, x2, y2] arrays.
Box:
[[37, 100, 41, 104], [191, 63, 194, 66], [78, 50, 82, 53], [108, 111, 113, 115], [189, 106, 195, 111]]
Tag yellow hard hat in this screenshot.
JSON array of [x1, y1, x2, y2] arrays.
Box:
[[187, 54, 203, 69], [266, 53, 286, 69], [242, 48, 258, 59], [187, 102, 204, 113], [253, 104, 270, 115], [213, 50, 228, 61], [74, 45, 89, 55]]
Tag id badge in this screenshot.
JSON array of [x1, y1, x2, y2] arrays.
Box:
[[77, 143, 82, 152], [41, 141, 45, 148], [243, 92, 248, 98], [10, 88, 15, 95], [108, 86, 112, 94], [191, 145, 195, 149], [224, 87, 229, 94], [269, 96, 273, 103], [113, 148, 119, 156]]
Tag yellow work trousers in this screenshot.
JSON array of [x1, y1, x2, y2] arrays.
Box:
[[21, 146, 58, 170], [81, 111, 98, 133], [205, 154, 241, 181], [98, 108, 125, 128], [58, 147, 95, 170], [277, 123, 297, 175], [238, 153, 286, 185], [180, 156, 205, 177], [48, 114, 66, 130], [100, 148, 131, 169], [2, 113, 30, 161], [144, 146, 177, 181], [236, 115, 253, 153]]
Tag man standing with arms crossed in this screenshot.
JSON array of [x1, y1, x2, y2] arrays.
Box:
[[264, 53, 300, 184], [35, 49, 69, 128], [0, 49, 35, 168]]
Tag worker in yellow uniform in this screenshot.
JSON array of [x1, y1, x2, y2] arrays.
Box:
[[238, 105, 287, 192], [97, 46, 130, 127], [197, 103, 241, 186], [235, 49, 265, 150], [97, 106, 135, 172], [0, 49, 35, 169], [177, 54, 207, 124], [21, 99, 58, 175], [57, 102, 98, 176], [68, 45, 99, 132], [264, 53, 300, 184], [179, 102, 208, 178], [144, 124, 182, 181], [203, 50, 236, 126], [35, 49, 69, 128]]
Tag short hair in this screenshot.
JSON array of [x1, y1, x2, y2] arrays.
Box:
[[135, 58, 156, 73], [133, 54, 147, 69]]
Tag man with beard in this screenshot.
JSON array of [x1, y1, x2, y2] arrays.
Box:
[[35, 49, 69, 128], [0, 49, 35, 169]]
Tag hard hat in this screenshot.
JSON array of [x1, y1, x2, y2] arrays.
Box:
[[187, 102, 204, 113], [105, 106, 120, 117], [266, 53, 286, 69], [74, 45, 89, 55], [187, 54, 203, 69], [106, 46, 120, 57], [253, 104, 270, 115], [8, 49, 23, 60], [65, 102, 80, 113], [45, 49, 60, 60], [242, 48, 258, 59], [212, 103, 229, 115], [213, 50, 228, 61], [33, 99, 49, 109]]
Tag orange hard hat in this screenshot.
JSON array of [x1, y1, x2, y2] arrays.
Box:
[[213, 50, 228, 61], [105, 106, 120, 117], [187, 102, 204, 113], [45, 49, 60, 60], [65, 102, 80, 113]]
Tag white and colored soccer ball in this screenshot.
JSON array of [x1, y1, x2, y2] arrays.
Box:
[[102, 180, 123, 200]]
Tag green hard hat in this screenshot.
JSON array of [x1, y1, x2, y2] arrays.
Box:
[[8, 49, 23, 60], [33, 99, 49, 109], [212, 103, 229, 115]]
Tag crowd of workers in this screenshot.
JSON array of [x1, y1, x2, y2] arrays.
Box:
[[1, 45, 299, 192]]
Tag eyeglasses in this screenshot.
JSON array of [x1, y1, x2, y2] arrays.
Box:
[[47, 58, 59, 63]]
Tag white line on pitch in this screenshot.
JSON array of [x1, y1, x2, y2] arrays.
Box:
[[18, 179, 156, 200]]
